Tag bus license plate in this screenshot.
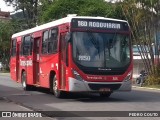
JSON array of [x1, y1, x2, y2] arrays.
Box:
[[99, 88, 111, 92]]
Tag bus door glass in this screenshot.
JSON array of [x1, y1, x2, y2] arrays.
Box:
[[33, 37, 40, 84], [16, 40, 21, 81], [22, 35, 33, 84], [10, 39, 17, 81], [59, 32, 67, 89]]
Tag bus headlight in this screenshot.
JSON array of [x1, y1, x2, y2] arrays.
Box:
[[72, 69, 83, 81], [124, 72, 132, 82]]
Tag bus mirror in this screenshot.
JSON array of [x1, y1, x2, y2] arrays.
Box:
[[65, 32, 71, 42]]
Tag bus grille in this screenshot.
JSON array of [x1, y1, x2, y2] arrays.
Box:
[[88, 83, 121, 91]]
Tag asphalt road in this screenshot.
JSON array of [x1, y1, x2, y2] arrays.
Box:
[[0, 73, 160, 120]]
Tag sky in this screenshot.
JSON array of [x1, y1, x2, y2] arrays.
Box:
[[0, 0, 14, 12]]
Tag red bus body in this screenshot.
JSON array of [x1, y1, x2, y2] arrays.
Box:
[[10, 15, 133, 97]]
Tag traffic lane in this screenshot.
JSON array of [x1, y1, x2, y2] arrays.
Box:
[[1, 75, 160, 102], [42, 90, 160, 111], [1, 76, 160, 120], [0, 79, 160, 112]]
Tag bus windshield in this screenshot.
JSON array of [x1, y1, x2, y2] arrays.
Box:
[[72, 32, 131, 69]]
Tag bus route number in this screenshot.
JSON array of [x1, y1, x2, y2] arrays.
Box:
[[78, 21, 88, 27]]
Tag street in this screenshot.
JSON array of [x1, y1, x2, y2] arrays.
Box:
[[0, 73, 160, 120]]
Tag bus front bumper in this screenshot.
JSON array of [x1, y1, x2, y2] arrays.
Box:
[[68, 77, 132, 92]]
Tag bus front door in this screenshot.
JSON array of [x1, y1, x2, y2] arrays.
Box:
[[59, 32, 67, 90], [16, 41, 20, 82], [33, 38, 40, 84]]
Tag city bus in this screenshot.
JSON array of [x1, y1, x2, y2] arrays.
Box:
[[10, 14, 133, 98]]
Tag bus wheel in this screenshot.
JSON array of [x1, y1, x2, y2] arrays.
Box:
[[22, 71, 30, 91], [99, 92, 112, 98], [52, 75, 63, 98]]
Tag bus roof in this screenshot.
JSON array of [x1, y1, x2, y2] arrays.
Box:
[[12, 15, 128, 38]]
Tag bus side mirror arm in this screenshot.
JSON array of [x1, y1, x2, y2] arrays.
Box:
[[65, 32, 71, 67], [65, 32, 71, 43]]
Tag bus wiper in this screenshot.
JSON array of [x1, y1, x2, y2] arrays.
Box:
[[108, 31, 117, 57], [112, 30, 117, 47], [87, 32, 100, 58]]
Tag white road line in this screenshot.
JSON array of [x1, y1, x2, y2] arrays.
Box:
[[132, 86, 160, 91]]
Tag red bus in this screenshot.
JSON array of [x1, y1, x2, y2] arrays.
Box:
[[10, 15, 133, 98]]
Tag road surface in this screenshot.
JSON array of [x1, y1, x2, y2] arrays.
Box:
[[0, 73, 160, 120]]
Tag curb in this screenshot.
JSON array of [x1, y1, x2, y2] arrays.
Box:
[[0, 73, 10, 76], [132, 85, 160, 91]]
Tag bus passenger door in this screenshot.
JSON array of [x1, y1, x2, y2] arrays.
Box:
[[33, 38, 40, 84], [59, 32, 67, 89], [10, 38, 20, 82], [16, 41, 20, 82]]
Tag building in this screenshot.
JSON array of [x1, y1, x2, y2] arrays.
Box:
[[0, 9, 11, 21]]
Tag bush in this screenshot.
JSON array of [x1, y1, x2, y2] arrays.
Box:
[[145, 65, 160, 86], [146, 76, 160, 86]]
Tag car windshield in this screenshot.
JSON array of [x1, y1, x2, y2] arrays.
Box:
[[72, 32, 131, 68]]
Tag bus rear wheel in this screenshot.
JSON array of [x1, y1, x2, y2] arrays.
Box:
[[22, 71, 30, 91], [52, 75, 64, 98], [99, 92, 112, 98]]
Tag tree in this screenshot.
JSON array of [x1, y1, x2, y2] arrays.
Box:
[[39, 0, 114, 23], [4, 0, 39, 28], [0, 21, 14, 70], [121, 0, 160, 85]]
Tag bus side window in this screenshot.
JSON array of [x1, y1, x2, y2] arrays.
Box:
[[11, 39, 17, 57], [22, 35, 31, 56], [42, 30, 49, 54], [48, 28, 58, 54]]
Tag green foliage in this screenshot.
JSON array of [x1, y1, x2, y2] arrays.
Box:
[[39, 0, 118, 24], [111, 3, 125, 20], [145, 65, 160, 86], [79, 0, 112, 17], [4, 0, 39, 28], [146, 76, 160, 86], [0, 21, 14, 69], [121, 0, 158, 71], [0, 19, 24, 70], [0, 21, 13, 50]]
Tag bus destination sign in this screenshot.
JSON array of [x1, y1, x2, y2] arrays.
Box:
[[71, 18, 129, 31]]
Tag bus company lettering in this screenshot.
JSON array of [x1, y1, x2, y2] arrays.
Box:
[[20, 60, 32, 66], [87, 76, 103, 80], [78, 21, 121, 29]]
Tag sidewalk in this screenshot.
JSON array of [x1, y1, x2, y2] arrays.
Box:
[[0, 73, 10, 76], [132, 78, 160, 91], [0, 97, 54, 120], [132, 85, 160, 91]]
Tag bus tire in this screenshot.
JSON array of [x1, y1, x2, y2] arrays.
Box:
[[52, 75, 63, 98], [22, 71, 30, 91], [99, 92, 112, 98]]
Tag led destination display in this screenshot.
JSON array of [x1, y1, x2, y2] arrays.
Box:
[[71, 18, 129, 31]]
